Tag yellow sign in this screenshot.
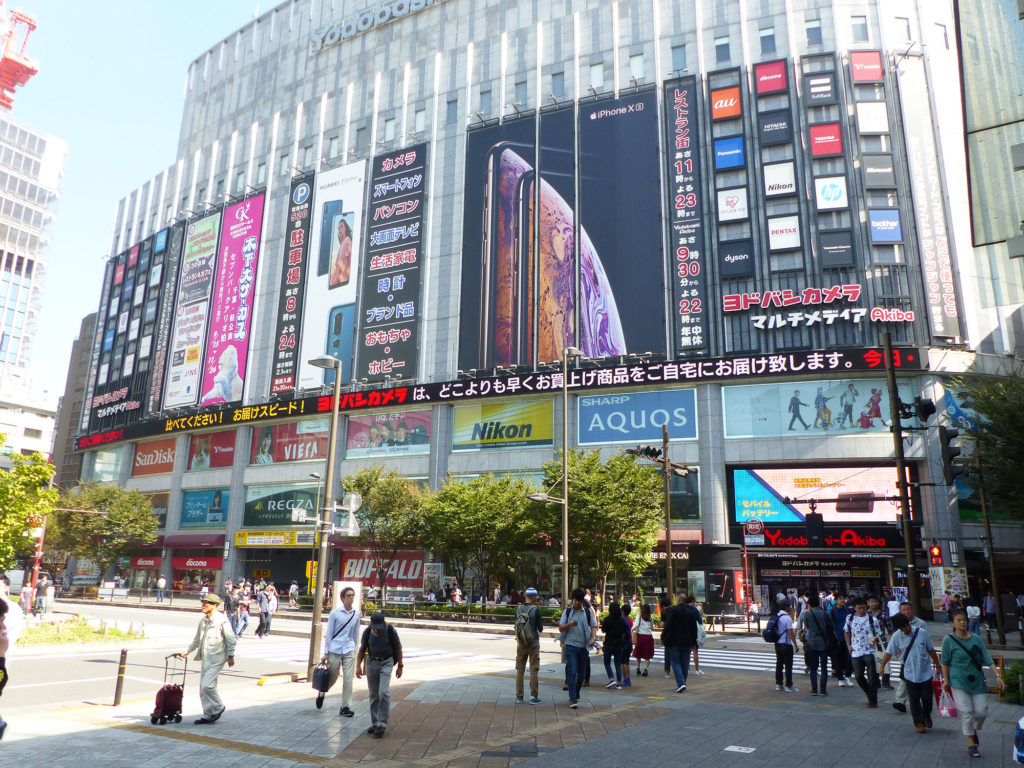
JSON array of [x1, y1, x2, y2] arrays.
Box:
[[452, 399, 554, 450], [253, 569, 271, 580], [305, 560, 318, 579], [235, 529, 317, 547]]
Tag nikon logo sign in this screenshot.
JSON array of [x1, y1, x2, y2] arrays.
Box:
[[309, 0, 442, 54]]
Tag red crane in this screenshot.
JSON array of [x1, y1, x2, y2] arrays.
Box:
[[0, 5, 38, 109]]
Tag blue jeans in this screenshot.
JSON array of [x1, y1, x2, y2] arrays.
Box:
[[807, 648, 829, 693], [969, 618, 981, 636], [236, 613, 249, 636], [603, 645, 622, 682], [564, 645, 589, 702], [669, 644, 691, 687], [156, 589, 165, 602]]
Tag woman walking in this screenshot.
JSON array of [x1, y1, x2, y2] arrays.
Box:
[[632, 603, 655, 677], [620, 604, 634, 687], [600, 602, 627, 689], [941, 609, 1005, 758]]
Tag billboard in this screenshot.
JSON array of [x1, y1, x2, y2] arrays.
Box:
[[850, 50, 884, 83], [767, 215, 801, 251], [297, 160, 367, 389], [243, 483, 318, 527], [757, 109, 793, 146], [819, 230, 856, 267], [356, 144, 428, 381], [340, 549, 425, 588], [199, 194, 265, 405], [754, 60, 788, 94], [803, 71, 838, 105], [250, 417, 330, 464], [269, 174, 314, 394], [452, 399, 553, 450], [717, 187, 749, 222], [164, 212, 222, 408], [714, 136, 745, 169], [132, 437, 177, 477], [856, 101, 890, 134], [577, 388, 697, 445], [814, 176, 849, 211], [862, 154, 896, 188], [345, 409, 431, 459], [718, 239, 755, 278], [181, 488, 230, 528], [710, 86, 742, 121], [763, 161, 796, 197], [187, 430, 236, 470], [144, 491, 169, 529], [868, 209, 904, 243], [664, 76, 709, 355], [809, 123, 843, 157]]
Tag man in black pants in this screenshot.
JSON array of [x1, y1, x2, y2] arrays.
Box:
[[659, 594, 672, 678], [356, 612, 403, 738]]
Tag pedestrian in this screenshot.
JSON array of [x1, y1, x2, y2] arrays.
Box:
[[156, 574, 167, 603], [632, 603, 655, 677], [942, 608, 1005, 758], [965, 598, 981, 636], [663, 590, 699, 693], [179, 593, 235, 724], [493, 583, 501, 604], [32, 575, 49, 615], [868, 594, 893, 689], [982, 591, 997, 631], [0, 598, 9, 741], [356, 612, 403, 738], [942, 590, 952, 624], [223, 585, 240, 635], [620, 603, 633, 686], [513, 586, 543, 704], [686, 595, 704, 675], [880, 613, 942, 734], [773, 599, 799, 693], [256, 583, 278, 638], [289, 580, 300, 609], [886, 593, 902, 618], [19, 581, 32, 615], [891, 601, 929, 713], [558, 587, 597, 708], [845, 596, 883, 708], [796, 593, 832, 696], [236, 591, 252, 637], [829, 595, 853, 686], [318, 586, 361, 716], [658, 594, 672, 678], [600, 602, 627, 689]]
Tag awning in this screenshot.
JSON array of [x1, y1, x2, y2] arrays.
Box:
[[163, 533, 226, 548], [656, 529, 703, 545]]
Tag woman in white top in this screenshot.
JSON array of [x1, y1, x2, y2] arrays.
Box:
[[631, 603, 656, 677], [965, 599, 982, 636]]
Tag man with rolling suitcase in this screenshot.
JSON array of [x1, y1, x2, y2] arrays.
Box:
[[180, 593, 235, 724]]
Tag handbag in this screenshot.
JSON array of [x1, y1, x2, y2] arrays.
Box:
[[312, 661, 330, 693], [932, 675, 944, 706], [696, 625, 707, 648], [938, 687, 958, 719]]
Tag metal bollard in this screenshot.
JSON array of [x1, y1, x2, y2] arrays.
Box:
[[113, 648, 128, 706]]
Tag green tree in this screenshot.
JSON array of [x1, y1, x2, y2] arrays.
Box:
[[342, 467, 423, 605], [51, 483, 159, 576], [536, 449, 663, 599], [0, 440, 56, 569]]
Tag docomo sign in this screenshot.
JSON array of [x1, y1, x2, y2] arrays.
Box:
[[171, 556, 224, 570], [341, 550, 425, 588], [130, 556, 162, 569], [754, 60, 788, 94], [309, 0, 441, 54]]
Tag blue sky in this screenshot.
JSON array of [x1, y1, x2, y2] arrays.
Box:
[[13, 1, 261, 398]]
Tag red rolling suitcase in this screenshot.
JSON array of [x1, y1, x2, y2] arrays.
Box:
[[151, 653, 187, 724]]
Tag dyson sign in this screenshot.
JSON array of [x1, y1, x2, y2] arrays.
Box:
[[310, 0, 442, 54]]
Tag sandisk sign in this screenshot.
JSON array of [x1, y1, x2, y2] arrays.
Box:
[[754, 60, 788, 94], [710, 86, 742, 121], [171, 556, 224, 570], [340, 549, 425, 588], [130, 556, 162, 569], [132, 437, 177, 476]]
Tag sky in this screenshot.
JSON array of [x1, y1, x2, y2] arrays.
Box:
[[11, 1, 263, 401]]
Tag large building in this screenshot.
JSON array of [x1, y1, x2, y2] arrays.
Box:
[[51, 312, 96, 488], [73, 0, 1022, 606]]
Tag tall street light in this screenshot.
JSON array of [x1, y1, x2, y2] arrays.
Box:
[[308, 472, 322, 595]]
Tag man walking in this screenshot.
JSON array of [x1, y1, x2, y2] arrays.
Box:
[[289, 580, 300, 609], [662, 590, 699, 693], [223, 584, 240, 636], [180, 594, 235, 724], [318, 586, 361, 716], [829, 595, 853, 686], [356, 612, 403, 738], [891, 601, 929, 713], [774, 599, 799, 693], [558, 587, 597, 708], [880, 613, 942, 733], [868, 594, 893, 689], [256, 583, 277, 638], [845, 596, 883, 708], [156, 574, 167, 603], [514, 586, 544, 704], [32, 575, 50, 616]]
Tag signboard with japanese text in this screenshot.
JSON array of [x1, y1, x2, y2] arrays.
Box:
[[181, 488, 229, 528], [717, 187, 749, 222], [577, 388, 697, 445], [81, 259, 114, 430], [452, 399, 553, 450], [356, 143, 428, 381], [346, 408, 431, 459], [200, 194, 265, 405], [235, 529, 316, 547], [722, 283, 915, 331]]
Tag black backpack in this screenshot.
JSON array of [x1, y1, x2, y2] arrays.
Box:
[[762, 612, 782, 643]]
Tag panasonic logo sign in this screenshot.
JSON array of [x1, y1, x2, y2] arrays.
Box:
[[310, 0, 441, 54]]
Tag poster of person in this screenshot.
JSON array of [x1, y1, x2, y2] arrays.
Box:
[[422, 563, 443, 598], [345, 409, 431, 459]]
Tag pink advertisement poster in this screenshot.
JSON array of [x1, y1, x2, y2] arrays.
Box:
[[200, 194, 265, 405]]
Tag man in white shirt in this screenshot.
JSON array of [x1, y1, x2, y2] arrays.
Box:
[[180, 594, 236, 724], [845, 596, 883, 708], [318, 586, 361, 716]]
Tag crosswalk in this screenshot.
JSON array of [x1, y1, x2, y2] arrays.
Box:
[[232, 637, 503, 668], [646, 646, 903, 676]]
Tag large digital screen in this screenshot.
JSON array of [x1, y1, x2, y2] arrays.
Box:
[[346, 409, 431, 458]]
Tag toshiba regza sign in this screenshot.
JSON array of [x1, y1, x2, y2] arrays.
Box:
[[577, 388, 698, 445]]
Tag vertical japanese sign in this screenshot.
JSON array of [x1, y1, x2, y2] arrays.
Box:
[[897, 57, 961, 340], [356, 143, 428, 381], [663, 75, 708, 354], [200, 194, 265, 405], [147, 225, 185, 414], [269, 174, 314, 394], [81, 260, 115, 433], [163, 212, 221, 408]]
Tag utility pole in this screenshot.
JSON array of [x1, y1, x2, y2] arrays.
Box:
[[975, 447, 1006, 645], [662, 424, 673, 598]]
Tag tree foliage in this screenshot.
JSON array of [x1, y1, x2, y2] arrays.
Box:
[[0, 439, 56, 569], [51, 483, 159, 574], [342, 467, 423, 604]]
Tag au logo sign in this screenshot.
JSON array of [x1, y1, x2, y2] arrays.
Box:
[[710, 86, 742, 121]]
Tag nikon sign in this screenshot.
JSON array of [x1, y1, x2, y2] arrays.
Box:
[[309, 0, 442, 54]]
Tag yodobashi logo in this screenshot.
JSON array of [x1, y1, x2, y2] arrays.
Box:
[[293, 183, 310, 205], [589, 101, 645, 120], [310, 0, 440, 54], [136, 448, 174, 467], [820, 183, 843, 203]]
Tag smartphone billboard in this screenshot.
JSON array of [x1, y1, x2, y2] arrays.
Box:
[[297, 160, 366, 389]]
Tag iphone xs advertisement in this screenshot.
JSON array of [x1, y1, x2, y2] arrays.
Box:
[[459, 91, 664, 371]]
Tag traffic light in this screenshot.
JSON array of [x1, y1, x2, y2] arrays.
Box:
[[938, 425, 964, 485], [628, 445, 663, 461], [929, 540, 943, 566], [805, 512, 824, 547], [913, 397, 936, 422]]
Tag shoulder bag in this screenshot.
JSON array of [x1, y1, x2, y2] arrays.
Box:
[[897, 628, 920, 680], [948, 633, 987, 687]]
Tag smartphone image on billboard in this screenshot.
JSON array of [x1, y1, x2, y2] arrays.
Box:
[[317, 200, 344, 277], [328, 211, 355, 289], [324, 304, 355, 386]]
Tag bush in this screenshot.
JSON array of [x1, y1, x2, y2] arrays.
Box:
[[1002, 659, 1024, 704]]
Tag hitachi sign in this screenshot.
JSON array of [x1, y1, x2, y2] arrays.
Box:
[[309, 0, 441, 54]]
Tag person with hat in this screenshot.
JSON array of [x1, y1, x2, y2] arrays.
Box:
[[514, 587, 544, 704], [179, 593, 236, 724], [356, 612, 403, 738]]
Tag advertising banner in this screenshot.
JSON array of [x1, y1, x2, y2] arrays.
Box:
[[346, 408, 431, 458], [929, 566, 969, 611], [171, 556, 224, 570], [340, 549, 425, 589], [452, 399, 553, 450], [868, 209, 903, 243], [130, 555, 162, 569], [718, 239, 755, 278], [297, 160, 367, 389], [356, 143, 428, 381], [200, 194, 265, 405], [803, 71, 837, 106], [809, 123, 843, 157], [856, 101, 890, 135], [757, 109, 794, 146], [577, 388, 697, 445], [243, 483, 319, 527], [763, 161, 796, 197], [710, 86, 742, 121], [814, 176, 849, 211], [269, 174, 314, 394], [82, 260, 115, 433], [132, 437, 177, 476], [820, 230, 856, 267], [250, 417, 329, 464], [722, 377, 917, 437], [187, 430, 236, 470], [181, 488, 229, 528], [714, 136, 745, 169], [164, 212, 222, 408], [234, 529, 315, 547], [144, 491, 169, 528], [664, 76, 709, 355], [717, 187, 749, 222], [767, 215, 801, 251], [754, 60, 788, 95], [862, 154, 896, 188], [850, 50, 884, 83]]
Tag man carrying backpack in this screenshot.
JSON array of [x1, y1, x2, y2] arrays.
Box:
[[514, 587, 544, 704], [765, 598, 799, 692]]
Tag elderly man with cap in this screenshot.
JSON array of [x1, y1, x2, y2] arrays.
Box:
[[356, 612, 403, 738], [514, 586, 544, 704], [180, 593, 236, 724]]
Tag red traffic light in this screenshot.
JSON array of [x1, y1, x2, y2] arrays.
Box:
[[929, 543, 942, 565]]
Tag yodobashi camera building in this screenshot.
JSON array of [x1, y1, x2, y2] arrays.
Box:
[[71, 0, 1024, 606]]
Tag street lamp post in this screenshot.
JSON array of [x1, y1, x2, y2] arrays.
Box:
[[309, 472, 322, 596], [560, 346, 582, 604]]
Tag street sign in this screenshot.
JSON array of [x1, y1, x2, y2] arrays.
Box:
[[745, 534, 765, 546], [744, 519, 764, 535]]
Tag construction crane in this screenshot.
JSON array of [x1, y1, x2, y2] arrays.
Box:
[[0, 3, 38, 109]]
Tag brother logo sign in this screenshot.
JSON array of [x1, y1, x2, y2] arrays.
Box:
[[310, 0, 441, 54]]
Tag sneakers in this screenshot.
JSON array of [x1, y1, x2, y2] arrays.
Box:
[[315, 692, 325, 710], [515, 697, 525, 703], [569, 700, 578, 708], [820, 690, 828, 696], [340, 707, 354, 717], [529, 696, 542, 705], [373, 725, 386, 738], [366, 725, 378, 734], [810, 691, 818, 696], [615, 684, 622, 690], [641, 669, 649, 677], [675, 684, 687, 693], [694, 669, 705, 675], [892, 702, 907, 713], [664, 673, 672, 679], [605, 680, 617, 689], [784, 686, 799, 693], [622, 679, 631, 687], [776, 684, 784, 691]]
